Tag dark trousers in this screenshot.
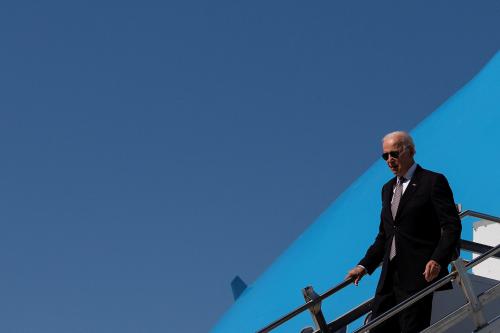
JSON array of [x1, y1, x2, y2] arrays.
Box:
[[369, 260, 434, 333]]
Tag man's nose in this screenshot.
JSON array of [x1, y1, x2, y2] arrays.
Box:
[[387, 155, 397, 164]]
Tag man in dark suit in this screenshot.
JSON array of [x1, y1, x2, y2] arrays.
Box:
[[346, 131, 462, 333]]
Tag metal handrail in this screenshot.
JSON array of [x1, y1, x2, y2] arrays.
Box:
[[460, 239, 500, 259], [311, 240, 500, 333], [316, 241, 499, 333], [256, 278, 354, 333], [322, 211, 500, 332], [459, 210, 500, 223], [420, 282, 500, 333], [321, 298, 373, 333], [352, 243, 500, 333], [459, 210, 500, 259], [257, 209, 500, 333], [464, 242, 500, 269]]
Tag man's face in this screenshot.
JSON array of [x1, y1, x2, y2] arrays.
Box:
[[382, 137, 414, 177]]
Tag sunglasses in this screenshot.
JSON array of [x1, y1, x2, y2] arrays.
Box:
[[382, 151, 401, 160]]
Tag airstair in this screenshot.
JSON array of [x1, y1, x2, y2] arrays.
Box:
[[257, 210, 500, 333]]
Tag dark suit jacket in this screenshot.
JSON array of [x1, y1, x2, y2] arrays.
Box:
[[358, 165, 462, 293]]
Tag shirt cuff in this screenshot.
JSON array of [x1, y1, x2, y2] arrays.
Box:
[[357, 265, 367, 273]]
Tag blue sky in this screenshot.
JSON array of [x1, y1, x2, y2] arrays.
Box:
[[1, 1, 499, 332]]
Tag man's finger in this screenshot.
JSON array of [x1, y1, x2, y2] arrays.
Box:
[[354, 275, 362, 285], [423, 262, 432, 281]]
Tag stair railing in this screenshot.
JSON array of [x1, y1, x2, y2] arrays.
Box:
[[257, 209, 500, 333]]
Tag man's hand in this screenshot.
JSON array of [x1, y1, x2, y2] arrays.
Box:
[[346, 266, 366, 286], [423, 260, 441, 282]]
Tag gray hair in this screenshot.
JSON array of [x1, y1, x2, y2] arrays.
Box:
[[382, 131, 415, 152]]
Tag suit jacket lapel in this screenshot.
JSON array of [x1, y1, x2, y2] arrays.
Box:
[[384, 177, 397, 223], [394, 165, 422, 221]]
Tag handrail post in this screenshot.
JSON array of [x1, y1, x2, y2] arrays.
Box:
[[302, 286, 329, 333], [452, 259, 488, 330]]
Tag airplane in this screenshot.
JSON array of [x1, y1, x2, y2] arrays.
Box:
[[211, 51, 500, 333]]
